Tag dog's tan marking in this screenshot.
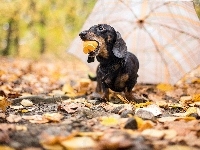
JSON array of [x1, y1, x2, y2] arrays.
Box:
[[115, 74, 129, 88]]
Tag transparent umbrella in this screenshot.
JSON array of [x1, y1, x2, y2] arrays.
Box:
[[68, 0, 200, 84]]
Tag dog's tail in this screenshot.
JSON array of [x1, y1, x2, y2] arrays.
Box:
[[88, 73, 97, 81]]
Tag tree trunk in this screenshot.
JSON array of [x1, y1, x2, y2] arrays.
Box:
[[39, 13, 46, 54], [2, 19, 13, 56]]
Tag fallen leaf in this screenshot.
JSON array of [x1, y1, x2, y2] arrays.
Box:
[[185, 107, 198, 116], [156, 83, 174, 92], [79, 78, 91, 88], [15, 125, 27, 131], [61, 137, 97, 150], [163, 145, 193, 150], [0, 146, 15, 150], [180, 96, 193, 105], [99, 130, 134, 149], [10, 105, 24, 109], [61, 102, 82, 114], [142, 129, 165, 139], [21, 109, 29, 113], [0, 96, 11, 112], [0, 113, 6, 118], [41, 144, 63, 150], [0, 123, 16, 131], [135, 104, 162, 117], [50, 90, 65, 96], [192, 94, 200, 102], [117, 94, 129, 103], [163, 129, 177, 140], [134, 101, 152, 108], [157, 117, 178, 122], [77, 132, 104, 140], [62, 83, 76, 97], [22, 115, 49, 124], [20, 99, 33, 107], [6, 114, 22, 123], [138, 120, 154, 131], [43, 113, 63, 122], [174, 117, 196, 121], [133, 116, 154, 131], [100, 116, 120, 126], [134, 116, 144, 129]]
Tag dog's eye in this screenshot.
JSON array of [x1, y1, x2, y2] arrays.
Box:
[[97, 25, 105, 32], [99, 26, 104, 30]]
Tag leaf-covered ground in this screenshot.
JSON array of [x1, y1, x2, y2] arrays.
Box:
[[0, 56, 200, 150]]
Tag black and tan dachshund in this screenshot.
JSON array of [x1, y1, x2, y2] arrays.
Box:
[[79, 24, 139, 102]]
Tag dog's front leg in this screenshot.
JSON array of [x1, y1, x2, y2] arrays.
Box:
[[102, 87, 109, 101], [124, 87, 134, 102]]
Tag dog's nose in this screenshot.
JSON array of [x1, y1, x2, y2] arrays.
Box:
[[79, 31, 87, 38]]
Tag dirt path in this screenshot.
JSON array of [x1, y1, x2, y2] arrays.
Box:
[[0, 56, 200, 150]]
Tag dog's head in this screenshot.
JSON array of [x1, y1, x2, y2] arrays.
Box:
[[79, 24, 127, 63]]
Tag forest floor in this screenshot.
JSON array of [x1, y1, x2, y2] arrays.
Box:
[[0, 55, 200, 150]]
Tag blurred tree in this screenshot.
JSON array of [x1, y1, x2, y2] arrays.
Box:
[[0, 0, 96, 57], [1, 0, 197, 58], [194, 0, 200, 19]]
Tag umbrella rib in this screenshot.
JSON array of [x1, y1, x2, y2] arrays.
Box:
[[143, 26, 170, 81], [144, 2, 170, 20], [147, 22, 200, 40], [118, 0, 139, 20]]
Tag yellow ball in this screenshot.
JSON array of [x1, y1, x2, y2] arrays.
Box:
[[83, 41, 98, 54]]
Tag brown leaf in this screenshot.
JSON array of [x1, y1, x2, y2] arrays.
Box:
[[0, 96, 11, 112], [142, 129, 165, 139], [61, 136, 97, 150], [43, 113, 63, 122], [61, 102, 82, 114], [22, 115, 49, 124], [6, 114, 22, 123], [99, 130, 133, 149]]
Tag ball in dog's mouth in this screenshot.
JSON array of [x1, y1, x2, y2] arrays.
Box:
[[83, 41, 98, 54]]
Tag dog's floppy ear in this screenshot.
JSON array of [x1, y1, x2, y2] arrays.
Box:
[[112, 32, 127, 58]]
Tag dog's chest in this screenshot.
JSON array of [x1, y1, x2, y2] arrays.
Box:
[[100, 66, 129, 91]]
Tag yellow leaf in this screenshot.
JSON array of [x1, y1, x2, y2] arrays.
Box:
[[100, 116, 119, 126], [192, 78, 200, 84], [21, 109, 28, 113], [135, 101, 152, 108], [134, 116, 153, 131], [185, 107, 197, 116], [192, 94, 200, 102], [62, 83, 75, 94], [156, 83, 174, 92], [0, 146, 15, 150], [175, 117, 196, 121], [134, 116, 144, 129], [62, 83, 77, 97], [117, 94, 129, 103], [138, 121, 154, 131]]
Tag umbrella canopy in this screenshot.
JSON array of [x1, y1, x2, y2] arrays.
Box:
[[68, 0, 200, 84]]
